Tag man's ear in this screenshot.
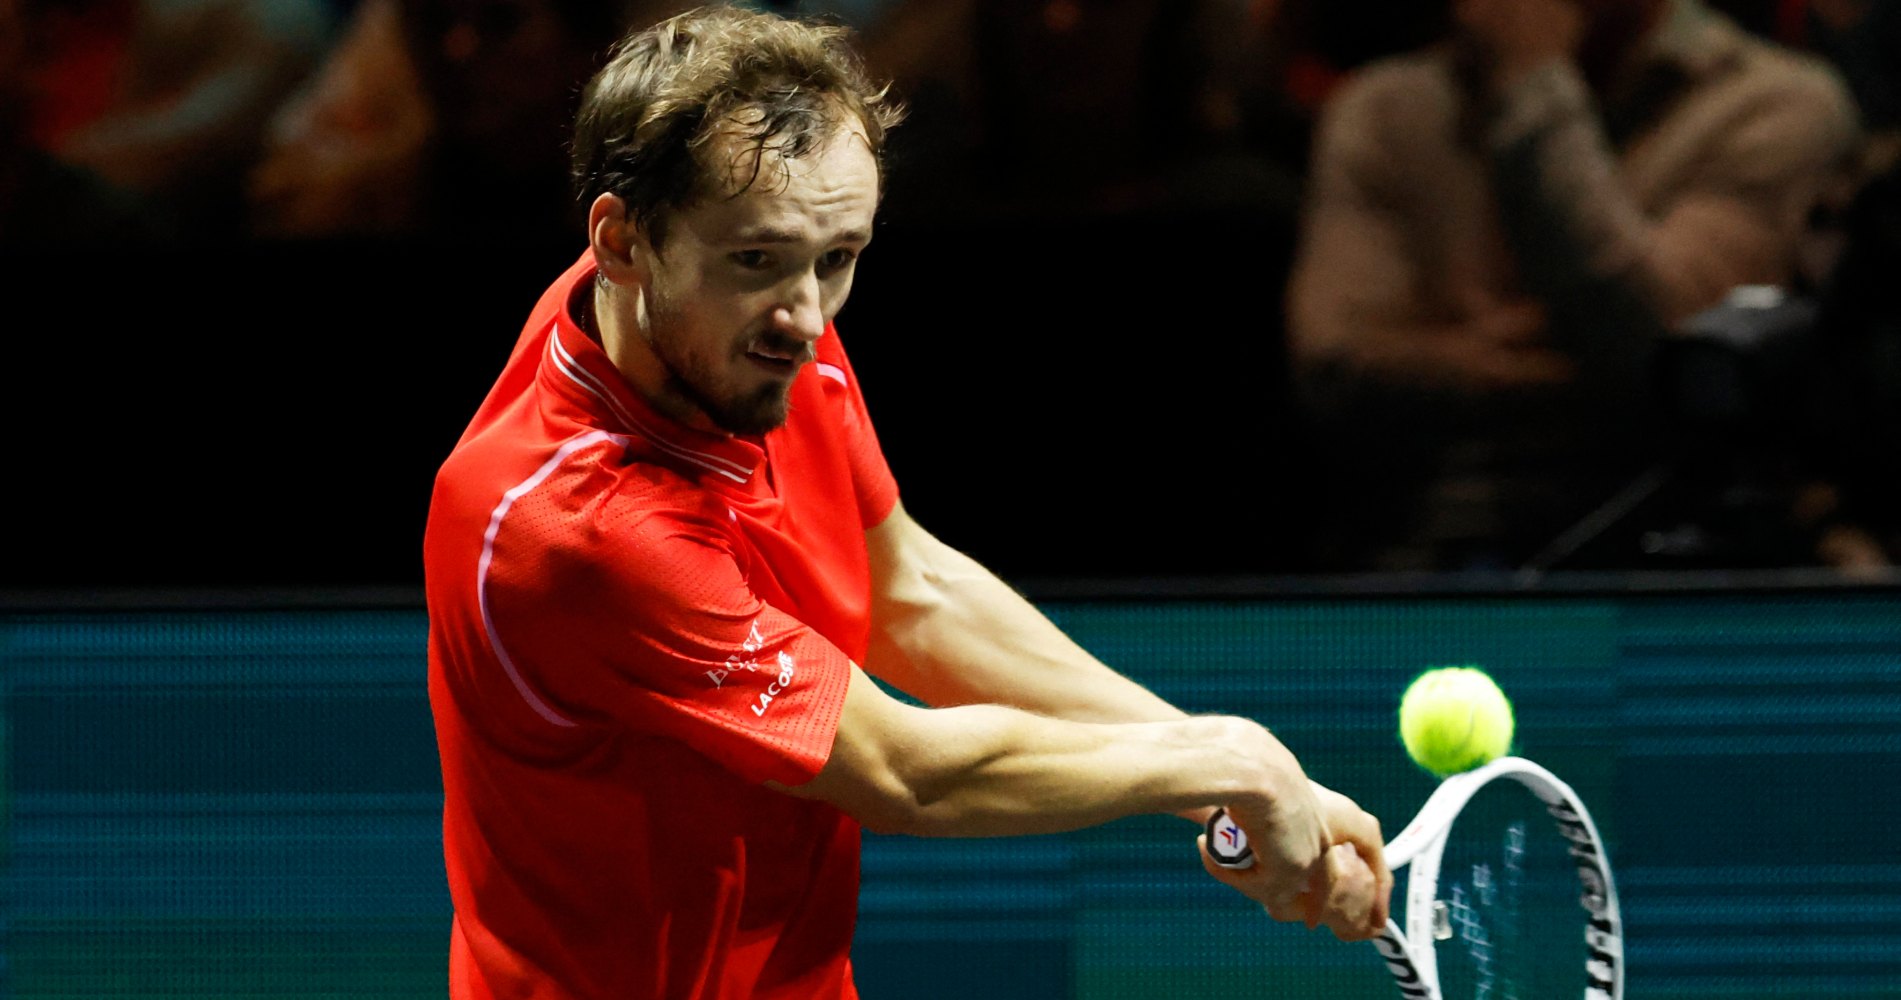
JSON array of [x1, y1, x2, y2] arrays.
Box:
[[588, 193, 649, 287]]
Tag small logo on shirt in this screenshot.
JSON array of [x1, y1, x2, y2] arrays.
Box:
[[751, 651, 797, 717], [702, 622, 798, 712], [705, 622, 766, 688]]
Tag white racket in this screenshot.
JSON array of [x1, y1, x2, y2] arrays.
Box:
[[1206, 756, 1623, 999]]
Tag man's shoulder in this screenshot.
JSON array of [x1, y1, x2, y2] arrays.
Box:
[[435, 422, 731, 538], [1328, 50, 1459, 112], [1316, 49, 1462, 140], [1746, 45, 1858, 124], [1698, 12, 1859, 125], [1310, 49, 1463, 167], [464, 438, 743, 599]]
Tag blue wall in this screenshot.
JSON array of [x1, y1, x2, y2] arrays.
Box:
[[3, 587, 1898, 998]]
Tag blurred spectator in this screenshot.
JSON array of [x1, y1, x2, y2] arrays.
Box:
[[845, 0, 1293, 224], [0, 0, 169, 249], [246, 0, 431, 239], [18, 0, 333, 241], [1285, 0, 1863, 573], [1802, 141, 1901, 571], [249, 0, 678, 250], [1711, 1, 1898, 158]]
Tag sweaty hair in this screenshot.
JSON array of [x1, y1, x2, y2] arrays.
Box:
[[570, 4, 904, 245]]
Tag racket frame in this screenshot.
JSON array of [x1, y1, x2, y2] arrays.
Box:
[[1375, 755, 1623, 1000]]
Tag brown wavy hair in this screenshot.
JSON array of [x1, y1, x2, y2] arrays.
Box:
[[570, 4, 905, 246]]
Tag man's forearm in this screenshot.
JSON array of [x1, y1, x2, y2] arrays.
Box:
[[774, 665, 1388, 938], [1488, 64, 1639, 290], [788, 675, 1303, 839], [886, 708, 1296, 837], [1483, 61, 1668, 390]]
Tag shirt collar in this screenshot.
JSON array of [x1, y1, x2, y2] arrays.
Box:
[[540, 260, 765, 486]]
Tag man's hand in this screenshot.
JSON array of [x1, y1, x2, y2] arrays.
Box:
[[1300, 782, 1394, 940], [1197, 779, 1392, 942], [1454, 0, 1586, 91], [1454, 296, 1576, 390], [1199, 775, 1327, 924], [1395, 295, 1573, 392]]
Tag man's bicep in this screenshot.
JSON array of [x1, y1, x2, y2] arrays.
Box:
[[865, 498, 932, 599], [860, 499, 997, 702], [768, 664, 927, 833]]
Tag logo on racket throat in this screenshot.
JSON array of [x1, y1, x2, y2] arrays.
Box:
[[1372, 931, 1431, 999], [1550, 802, 1612, 919], [1548, 800, 1622, 999]]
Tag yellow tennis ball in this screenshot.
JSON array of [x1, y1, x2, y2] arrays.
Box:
[[1398, 666, 1515, 777]]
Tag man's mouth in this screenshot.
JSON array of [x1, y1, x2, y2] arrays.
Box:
[[745, 339, 811, 374]]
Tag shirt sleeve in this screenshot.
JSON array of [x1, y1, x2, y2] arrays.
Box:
[[483, 495, 853, 787], [822, 326, 900, 529]]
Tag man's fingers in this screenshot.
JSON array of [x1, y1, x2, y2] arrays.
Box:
[[1337, 810, 1395, 931], [1371, 847, 1395, 929], [1196, 833, 1270, 893], [1318, 844, 1380, 941], [1330, 803, 1383, 860], [1267, 892, 1310, 925], [1250, 848, 1377, 938], [1318, 799, 1392, 915], [1198, 833, 1316, 923], [1195, 833, 1227, 881], [1294, 783, 1395, 939]]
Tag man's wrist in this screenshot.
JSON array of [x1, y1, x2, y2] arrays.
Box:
[[1484, 58, 1592, 150]]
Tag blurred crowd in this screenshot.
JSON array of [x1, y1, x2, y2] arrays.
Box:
[[3, 0, 1896, 578]]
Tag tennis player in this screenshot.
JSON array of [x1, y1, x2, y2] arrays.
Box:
[[421, 6, 1391, 997]]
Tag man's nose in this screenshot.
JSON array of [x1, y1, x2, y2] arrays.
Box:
[[771, 270, 826, 343]]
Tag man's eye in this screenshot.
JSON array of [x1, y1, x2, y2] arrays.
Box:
[[819, 248, 858, 273], [732, 250, 771, 270]]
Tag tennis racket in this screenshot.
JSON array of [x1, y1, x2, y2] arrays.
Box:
[[1206, 756, 1623, 999]]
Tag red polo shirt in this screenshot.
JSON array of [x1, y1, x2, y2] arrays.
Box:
[[423, 249, 898, 999]]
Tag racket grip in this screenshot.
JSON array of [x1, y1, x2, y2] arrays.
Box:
[[1205, 807, 1254, 869]]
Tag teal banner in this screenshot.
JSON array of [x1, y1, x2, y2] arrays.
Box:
[[2, 588, 1898, 998]]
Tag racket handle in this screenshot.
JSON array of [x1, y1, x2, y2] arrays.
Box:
[[1205, 807, 1254, 869]]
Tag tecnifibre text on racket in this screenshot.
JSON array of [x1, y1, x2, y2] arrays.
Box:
[[1206, 756, 1623, 1000]]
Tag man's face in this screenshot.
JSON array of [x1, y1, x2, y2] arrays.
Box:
[[634, 122, 880, 436]]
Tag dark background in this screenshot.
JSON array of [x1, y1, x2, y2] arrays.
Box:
[[3, 205, 1308, 590], [4, 0, 1897, 592], [3, 6, 1900, 1000]]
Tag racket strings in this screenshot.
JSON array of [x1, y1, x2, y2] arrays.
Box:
[[1431, 784, 1599, 1000]]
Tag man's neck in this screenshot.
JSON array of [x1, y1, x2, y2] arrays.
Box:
[[591, 277, 640, 380], [589, 276, 720, 435], [569, 268, 600, 339]]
